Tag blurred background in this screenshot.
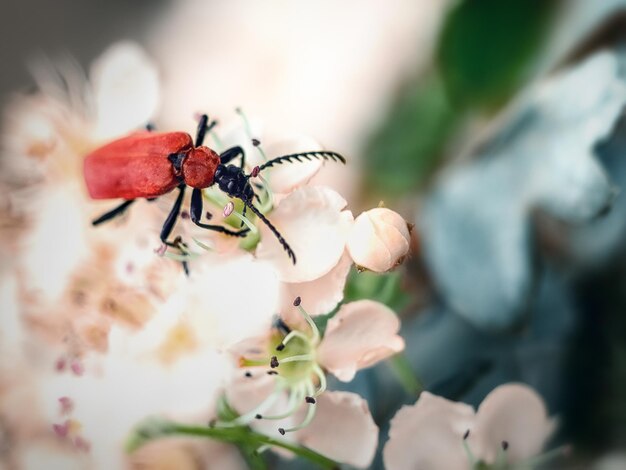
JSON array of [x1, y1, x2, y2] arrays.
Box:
[[3, 0, 626, 468]]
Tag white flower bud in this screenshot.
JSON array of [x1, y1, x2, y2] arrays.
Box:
[[347, 208, 410, 272]]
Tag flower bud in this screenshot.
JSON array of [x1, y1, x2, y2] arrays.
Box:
[[346, 208, 410, 272]]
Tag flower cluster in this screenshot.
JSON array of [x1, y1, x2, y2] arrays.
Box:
[[0, 42, 412, 469]]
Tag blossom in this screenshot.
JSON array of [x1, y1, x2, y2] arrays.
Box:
[[222, 297, 404, 467], [383, 384, 560, 470], [347, 207, 411, 272]]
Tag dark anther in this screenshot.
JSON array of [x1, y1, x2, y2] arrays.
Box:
[[501, 441, 509, 451], [305, 396, 316, 404], [293, 296, 302, 307], [180, 210, 189, 219], [463, 429, 470, 440], [270, 356, 280, 368], [251, 166, 260, 177], [276, 343, 285, 351], [205, 211, 213, 220], [278, 428, 286, 436], [267, 370, 278, 375], [244, 371, 252, 378], [252, 138, 261, 147], [255, 414, 263, 420]]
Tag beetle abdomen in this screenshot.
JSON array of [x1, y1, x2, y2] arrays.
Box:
[[84, 131, 193, 199]]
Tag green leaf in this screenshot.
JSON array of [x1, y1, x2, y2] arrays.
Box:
[[343, 268, 411, 313], [437, 0, 557, 108]]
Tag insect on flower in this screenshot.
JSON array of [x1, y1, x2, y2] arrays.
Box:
[[83, 114, 346, 264]]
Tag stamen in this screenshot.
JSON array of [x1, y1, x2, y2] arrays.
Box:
[[277, 354, 315, 364], [462, 430, 477, 467], [270, 356, 280, 368], [244, 371, 252, 378], [495, 440, 508, 467], [261, 385, 305, 421], [276, 343, 285, 351], [279, 383, 318, 434], [255, 444, 271, 455], [230, 211, 259, 234], [192, 237, 214, 252], [280, 330, 311, 349], [251, 166, 260, 177], [220, 387, 284, 427], [293, 296, 302, 307], [252, 139, 261, 147], [267, 370, 278, 375], [312, 364, 327, 396], [294, 301, 320, 345], [255, 414, 262, 419], [305, 396, 316, 404]]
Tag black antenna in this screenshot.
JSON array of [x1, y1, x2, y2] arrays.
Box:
[[256, 151, 345, 174], [243, 200, 296, 264]]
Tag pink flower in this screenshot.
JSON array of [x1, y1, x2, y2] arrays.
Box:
[[222, 298, 404, 467], [383, 384, 559, 470]]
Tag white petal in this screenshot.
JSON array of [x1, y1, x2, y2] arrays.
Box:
[[297, 391, 378, 468], [469, 383, 556, 463], [317, 300, 405, 381], [261, 135, 324, 194], [91, 41, 160, 140], [383, 392, 475, 470], [255, 186, 353, 283], [280, 250, 352, 319]]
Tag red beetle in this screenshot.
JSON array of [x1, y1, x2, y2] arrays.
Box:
[[84, 114, 345, 265]]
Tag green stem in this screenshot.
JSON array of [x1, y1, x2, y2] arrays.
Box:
[[388, 353, 423, 397], [127, 420, 338, 469]]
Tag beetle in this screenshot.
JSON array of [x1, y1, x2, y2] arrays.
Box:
[[84, 114, 345, 265]]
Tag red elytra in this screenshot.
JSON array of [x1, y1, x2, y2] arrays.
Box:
[[84, 131, 220, 200]]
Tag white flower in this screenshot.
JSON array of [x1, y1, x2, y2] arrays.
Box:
[[223, 298, 404, 467], [347, 207, 411, 272], [383, 384, 559, 470]]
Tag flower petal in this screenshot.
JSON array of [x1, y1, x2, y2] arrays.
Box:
[[255, 187, 353, 283], [469, 383, 556, 464], [260, 136, 324, 194], [297, 391, 378, 468], [280, 250, 352, 321], [383, 392, 474, 470], [91, 41, 160, 140], [317, 300, 404, 381], [347, 208, 410, 272]]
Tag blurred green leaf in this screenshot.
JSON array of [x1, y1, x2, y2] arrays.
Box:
[[438, 0, 557, 108], [364, 73, 458, 196], [343, 268, 411, 313]]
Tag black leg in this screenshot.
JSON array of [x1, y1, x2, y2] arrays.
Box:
[[243, 200, 296, 264], [190, 188, 249, 237], [195, 114, 209, 146], [194, 114, 218, 147], [160, 185, 186, 243], [220, 146, 245, 168], [92, 200, 135, 226]]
